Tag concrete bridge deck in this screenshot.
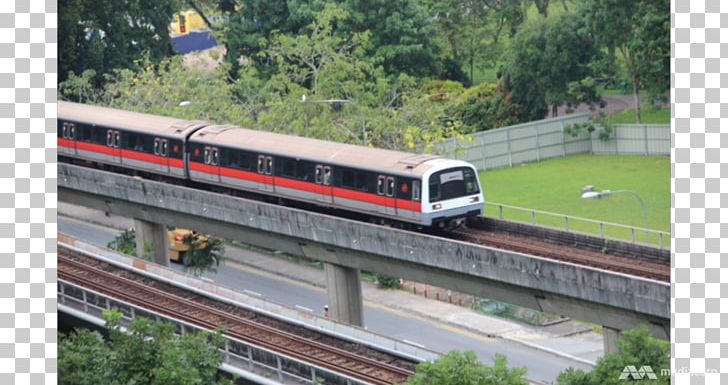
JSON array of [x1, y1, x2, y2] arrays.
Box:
[[58, 163, 670, 342]]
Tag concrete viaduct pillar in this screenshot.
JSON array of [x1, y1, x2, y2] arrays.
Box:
[[324, 263, 364, 326], [603, 326, 621, 355], [134, 218, 169, 267]]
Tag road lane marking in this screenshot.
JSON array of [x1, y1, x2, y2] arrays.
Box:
[[295, 305, 313, 312]]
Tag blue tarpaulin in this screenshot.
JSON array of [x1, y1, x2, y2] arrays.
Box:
[[171, 31, 218, 54]]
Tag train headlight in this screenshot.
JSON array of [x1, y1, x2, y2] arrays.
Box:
[[432, 203, 442, 210], [469, 196, 480, 203]]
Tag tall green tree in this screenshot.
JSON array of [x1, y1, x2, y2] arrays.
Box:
[[583, 0, 670, 123], [499, 11, 602, 120], [407, 351, 528, 385], [59, 0, 183, 83], [221, 0, 444, 79], [60, 311, 234, 385]]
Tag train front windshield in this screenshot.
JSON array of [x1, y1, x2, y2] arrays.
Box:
[[429, 167, 480, 202]]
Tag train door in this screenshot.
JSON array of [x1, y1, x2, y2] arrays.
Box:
[[256, 155, 274, 192], [153, 138, 170, 174], [59, 122, 76, 155], [200, 146, 220, 182], [105, 129, 121, 164], [376, 175, 396, 216], [384, 176, 396, 216], [314, 165, 333, 204]]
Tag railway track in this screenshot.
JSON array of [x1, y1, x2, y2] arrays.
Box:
[[59, 246, 417, 385], [450, 225, 670, 282]]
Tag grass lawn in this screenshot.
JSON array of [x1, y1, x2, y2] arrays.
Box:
[[478, 155, 670, 246], [607, 107, 670, 124]]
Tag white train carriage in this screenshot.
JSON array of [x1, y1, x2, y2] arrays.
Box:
[[58, 101, 204, 178], [58, 101, 484, 227], [188, 125, 483, 227]]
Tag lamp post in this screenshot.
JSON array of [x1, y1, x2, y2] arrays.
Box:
[[581, 185, 649, 242], [301, 95, 367, 144]]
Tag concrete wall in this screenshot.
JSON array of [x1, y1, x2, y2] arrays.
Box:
[[58, 163, 670, 338]]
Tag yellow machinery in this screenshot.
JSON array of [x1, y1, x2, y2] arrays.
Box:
[[170, 10, 206, 35], [168, 228, 209, 262]]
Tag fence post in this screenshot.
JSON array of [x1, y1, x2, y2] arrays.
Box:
[[560, 120, 567, 156], [499, 205, 504, 220], [506, 127, 513, 167], [535, 124, 541, 162], [564, 216, 569, 231], [644, 124, 649, 155]]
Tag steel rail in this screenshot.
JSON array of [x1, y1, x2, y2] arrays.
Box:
[[59, 249, 414, 385]]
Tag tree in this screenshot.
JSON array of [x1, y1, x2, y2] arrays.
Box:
[[499, 11, 603, 120], [556, 326, 669, 385], [59, 0, 183, 83], [221, 0, 445, 79], [448, 82, 521, 132], [100, 55, 248, 125], [181, 233, 225, 276], [583, 0, 670, 123], [407, 351, 528, 385], [60, 310, 234, 385]]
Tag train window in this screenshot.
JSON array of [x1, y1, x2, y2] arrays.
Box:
[[323, 166, 331, 186], [153, 139, 160, 155], [106, 130, 113, 147], [61, 123, 68, 139], [265, 156, 272, 174], [386, 177, 395, 197], [412, 181, 421, 201], [315, 166, 322, 184], [161, 140, 168, 157], [429, 179, 440, 202], [342, 169, 355, 188], [204, 147, 211, 165], [281, 158, 296, 177], [377, 176, 385, 195], [113, 131, 120, 148], [125, 132, 138, 151], [212, 148, 219, 165], [68, 123, 76, 139], [257, 156, 264, 174], [296, 160, 314, 181]]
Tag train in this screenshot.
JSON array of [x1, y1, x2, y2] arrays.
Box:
[[58, 101, 483, 229]]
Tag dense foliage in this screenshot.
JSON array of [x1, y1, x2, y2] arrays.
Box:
[[60, 0, 671, 145], [582, 0, 670, 122], [556, 326, 670, 385], [59, 0, 182, 83], [407, 351, 528, 385], [60, 311, 234, 385]]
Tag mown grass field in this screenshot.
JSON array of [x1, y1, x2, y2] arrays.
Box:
[[607, 107, 670, 124], [478, 155, 670, 246]]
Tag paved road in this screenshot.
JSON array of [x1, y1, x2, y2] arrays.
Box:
[[59, 216, 593, 384]]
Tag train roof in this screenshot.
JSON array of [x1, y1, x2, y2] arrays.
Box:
[[190, 125, 442, 174], [58, 101, 205, 138]]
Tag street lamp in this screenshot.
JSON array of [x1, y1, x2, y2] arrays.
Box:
[[581, 185, 649, 242], [301, 95, 367, 144]]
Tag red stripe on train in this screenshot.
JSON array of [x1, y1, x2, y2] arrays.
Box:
[[192, 163, 421, 212], [60, 139, 183, 169]]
